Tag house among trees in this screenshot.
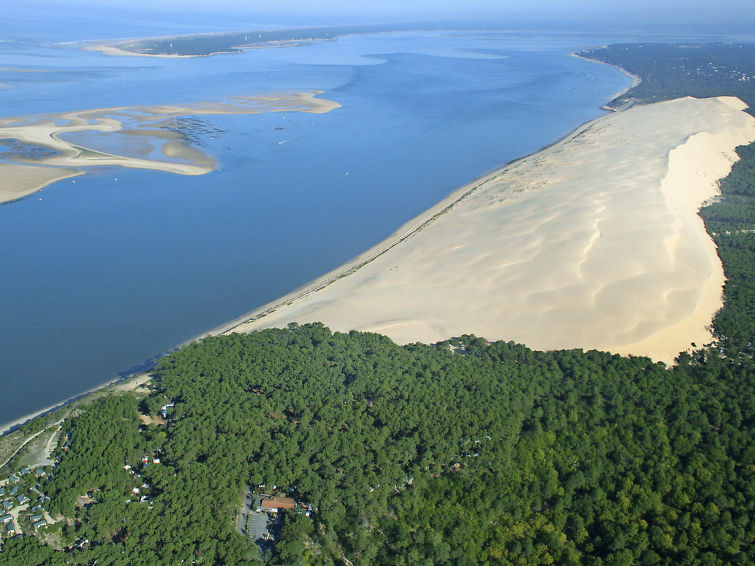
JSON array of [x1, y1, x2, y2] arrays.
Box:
[[160, 403, 174, 418], [259, 496, 296, 513]]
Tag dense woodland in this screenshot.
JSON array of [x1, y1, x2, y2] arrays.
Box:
[[578, 43, 755, 110], [1, 43, 754, 565]]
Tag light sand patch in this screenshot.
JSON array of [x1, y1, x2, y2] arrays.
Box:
[[138, 91, 340, 116], [0, 164, 84, 203], [85, 43, 196, 58], [111, 373, 152, 393], [0, 372, 153, 436], [222, 96, 755, 364], [0, 92, 340, 203], [162, 140, 213, 167]]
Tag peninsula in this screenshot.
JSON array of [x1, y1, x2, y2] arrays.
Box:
[[85, 23, 428, 58]]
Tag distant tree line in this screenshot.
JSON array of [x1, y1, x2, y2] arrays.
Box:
[[579, 42, 755, 110]]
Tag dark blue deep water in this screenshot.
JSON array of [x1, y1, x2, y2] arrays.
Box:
[[0, 15, 641, 428]]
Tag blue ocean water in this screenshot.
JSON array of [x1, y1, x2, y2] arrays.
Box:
[[0, 16, 642, 427]]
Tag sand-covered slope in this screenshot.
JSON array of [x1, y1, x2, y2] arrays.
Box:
[[226, 97, 755, 364]]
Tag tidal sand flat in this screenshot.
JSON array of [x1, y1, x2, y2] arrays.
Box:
[[0, 91, 339, 204], [226, 96, 755, 364]]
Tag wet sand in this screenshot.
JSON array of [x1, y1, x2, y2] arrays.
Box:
[[0, 92, 340, 204]]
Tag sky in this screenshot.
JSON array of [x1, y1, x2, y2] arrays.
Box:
[[6, 0, 755, 40], [16, 0, 755, 27], [136, 0, 754, 25]]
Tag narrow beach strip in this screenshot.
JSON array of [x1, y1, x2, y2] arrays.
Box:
[[0, 373, 152, 437]]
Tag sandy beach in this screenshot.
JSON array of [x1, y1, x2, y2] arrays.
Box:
[[0, 372, 153, 436], [83, 32, 240, 59], [86, 43, 199, 58], [221, 96, 755, 365], [0, 92, 340, 204]]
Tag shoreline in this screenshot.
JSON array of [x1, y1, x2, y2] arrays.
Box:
[[206, 112, 615, 339], [202, 53, 641, 338], [570, 52, 642, 110], [86, 40, 327, 59], [80, 30, 247, 58], [0, 167, 85, 206], [1, 107, 615, 437], [4, 96, 750, 433], [85, 43, 227, 59], [214, 96, 755, 364], [0, 368, 155, 437]]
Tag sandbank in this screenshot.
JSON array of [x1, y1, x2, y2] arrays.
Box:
[[85, 43, 198, 58], [83, 32, 240, 59], [220, 96, 755, 365], [0, 165, 84, 204], [0, 92, 340, 204]]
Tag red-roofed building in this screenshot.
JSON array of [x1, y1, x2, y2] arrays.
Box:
[[259, 496, 296, 513]]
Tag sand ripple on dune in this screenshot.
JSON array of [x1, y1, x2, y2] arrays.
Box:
[[226, 96, 755, 364]]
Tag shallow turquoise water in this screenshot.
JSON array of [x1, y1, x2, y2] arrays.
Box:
[[0, 26, 635, 427]]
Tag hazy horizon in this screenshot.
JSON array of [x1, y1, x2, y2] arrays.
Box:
[[4, 0, 755, 42]]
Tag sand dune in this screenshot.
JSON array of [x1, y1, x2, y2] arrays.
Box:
[[224, 96, 755, 364], [0, 92, 340, 204]]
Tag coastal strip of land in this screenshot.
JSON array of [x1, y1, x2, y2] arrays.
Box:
[[571, 52, 641, 111], [217, 96, 755, 365], [87, 39, 327, 59], [81, 24, 421, 58], [83, 29, 341, 58], [0, 372, 151, 445], [0, 91, 340, 204]]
